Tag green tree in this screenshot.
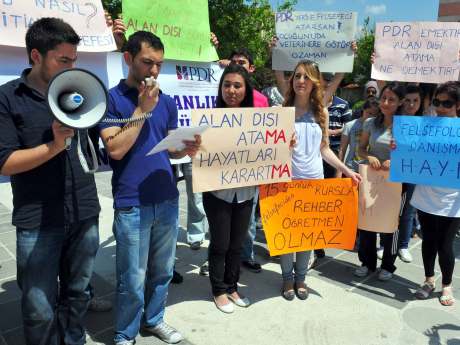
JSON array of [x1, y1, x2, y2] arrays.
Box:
[[344, 17, 375, 86], [209, 0, 296, 89]]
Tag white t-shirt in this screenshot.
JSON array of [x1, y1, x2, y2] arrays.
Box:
[[410, 185, 460, 217], [291, 111, 324, 179]]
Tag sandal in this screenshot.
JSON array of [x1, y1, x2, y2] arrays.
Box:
[[415, 281, 435, 300], [282, 281, 295, 301], [295, 281, 309, 300], [439, 286, 455, 306]]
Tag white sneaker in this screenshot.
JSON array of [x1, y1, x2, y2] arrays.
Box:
[[376, 247, 384, 260], [144, 322, 183, 344], [354, 266, 369, 277], [398, 248, 413, 263], [115, 341, 134, 345], [378, 269, 393, 281]]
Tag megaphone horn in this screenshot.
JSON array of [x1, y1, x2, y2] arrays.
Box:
[[46, 68, 108, 174], [46, 68, 108, 129]]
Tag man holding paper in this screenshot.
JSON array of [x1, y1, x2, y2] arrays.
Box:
[[99, 31, 200, 345]]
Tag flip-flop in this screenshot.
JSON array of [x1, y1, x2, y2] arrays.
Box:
[[415, 282, 435, 300], [439, 286, 455, 306]]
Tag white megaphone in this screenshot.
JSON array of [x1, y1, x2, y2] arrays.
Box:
[[46, 68, 108, 174]]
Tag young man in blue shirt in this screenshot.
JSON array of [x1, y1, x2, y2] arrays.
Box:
[[99, 31, 199, 345]]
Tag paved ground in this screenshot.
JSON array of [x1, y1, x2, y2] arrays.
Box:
[[0, 171, 459, 345]]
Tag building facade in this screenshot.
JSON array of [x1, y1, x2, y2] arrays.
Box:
[[438, 0, 460, 21]]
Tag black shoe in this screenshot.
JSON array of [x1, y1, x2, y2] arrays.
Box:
[[295, 282, 309, 300], [190, 241, 202, 250], [282, 281, 295, 301], [242, 260, 262, 273], [314, 249, 325, 258], [199, 261, 209, 276], [171, 270, 183, 284]]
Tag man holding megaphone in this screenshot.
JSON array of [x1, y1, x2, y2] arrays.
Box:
[[0, 18, 100, 345]]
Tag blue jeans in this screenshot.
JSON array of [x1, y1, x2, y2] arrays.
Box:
[[241, 190, 259, 262], [113, 198, 179, 343], [398, 183, 416, 249], [280, 251, 312, 282], [182, 163, 206, 244], [16, 217, 99, 345]]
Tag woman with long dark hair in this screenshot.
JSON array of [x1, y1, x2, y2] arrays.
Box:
[[203, 64, 255, 313], [356, 82, 407, 281]]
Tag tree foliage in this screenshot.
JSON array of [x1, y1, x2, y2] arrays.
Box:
[[209, 0, 296, 89], [344, 17, 375, 86]]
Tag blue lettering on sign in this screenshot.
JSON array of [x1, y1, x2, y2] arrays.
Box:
[[173, 95, 217, 111], [35, 0, 86, 16], [79, 35, 114, 47], [276, 11, 294, 22], [390, 116, 460, 188], [382, 24, 412, 37], [175, 65, 217, 82]]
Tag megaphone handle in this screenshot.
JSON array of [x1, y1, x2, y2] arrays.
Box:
[[77, 131, 99, 174], [65, 137, 72, 150]]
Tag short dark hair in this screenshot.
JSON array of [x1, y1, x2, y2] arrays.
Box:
[[216, 64, 254, 108], [434, 81, 460, 104], [124, 31, 164, 58], [26, 18, 80, 65], [434, 81, 460, 116], [228, 48, 254, 66]]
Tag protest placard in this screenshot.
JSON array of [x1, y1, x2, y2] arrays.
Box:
[[358, 165, 402, 233], [122, 0, 218, 62], [0, 0, 116, 52], [191, 107, 294, 193], [372, 22, 460, 83], [390, 116, 460, 188], [272, 11, 357, 72], [259, 179, 358, 256]]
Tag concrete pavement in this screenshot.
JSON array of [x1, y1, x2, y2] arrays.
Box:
[[0, 171, 459, 345]]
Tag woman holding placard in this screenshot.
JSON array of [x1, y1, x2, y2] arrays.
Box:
[[202, 63, 255, 313], [412, 81, 460, 306], [279, 60, 361, 301], [356, 82, 407, 281]]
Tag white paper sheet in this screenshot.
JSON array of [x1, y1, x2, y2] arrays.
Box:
[[146, 126, 210, 156]]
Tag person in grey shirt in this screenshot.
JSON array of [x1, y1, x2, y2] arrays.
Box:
[[355, 82, 407, 282], [337, 97, 379, 173]]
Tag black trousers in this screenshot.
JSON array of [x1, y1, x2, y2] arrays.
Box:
[[418, 210, 460, 285], [358, 229, 398, 273], [322, 145, 340, 178], [203, 192, 253, 296]]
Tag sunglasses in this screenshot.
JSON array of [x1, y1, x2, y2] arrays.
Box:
[[432, 98, 455, 108]]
